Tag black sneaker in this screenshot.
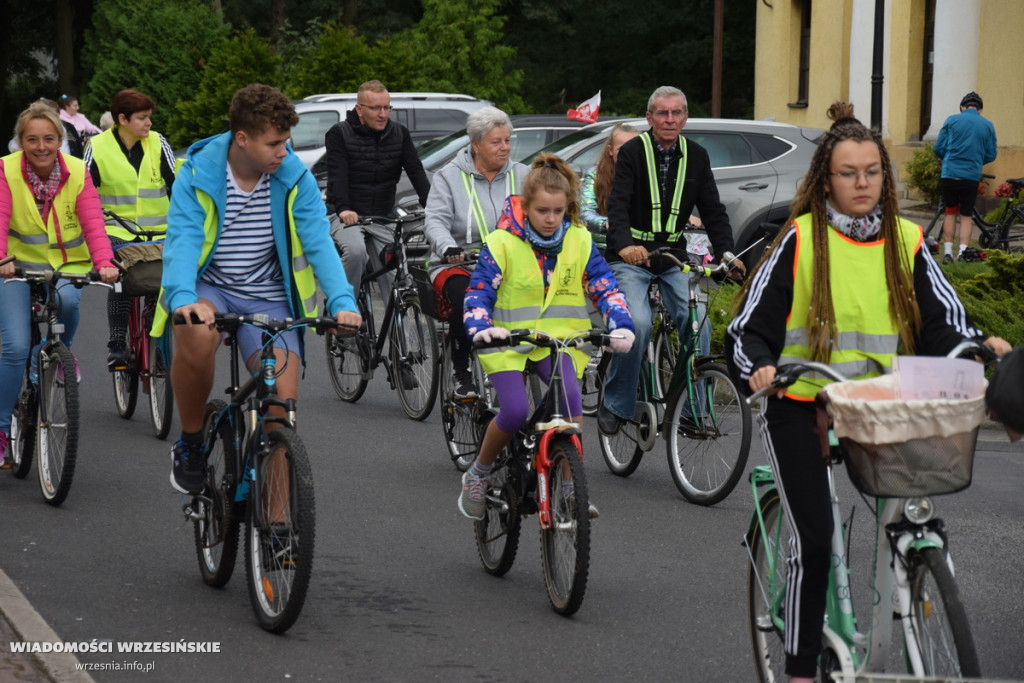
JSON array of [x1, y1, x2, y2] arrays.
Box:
[[597, 405, 621, 435], [170, 438, 207, 495], [453, 370, 478, 399], [107, 341, 129, 372], [942, 254, 953, 264]]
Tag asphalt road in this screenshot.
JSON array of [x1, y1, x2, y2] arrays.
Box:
[[1, 288, 1023, 682]]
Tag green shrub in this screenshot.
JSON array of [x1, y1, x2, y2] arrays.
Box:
[[947, 251, 1024, 344], [706, 282, 740, 354], [904, 142, 942, 206]]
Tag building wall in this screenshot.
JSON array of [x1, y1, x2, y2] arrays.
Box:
[[755, 0, 1024, 199]]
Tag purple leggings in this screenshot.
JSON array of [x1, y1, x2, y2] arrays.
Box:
[[491, 354, 582, 434]]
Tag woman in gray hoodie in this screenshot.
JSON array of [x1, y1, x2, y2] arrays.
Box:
[[424, 106, 529, 399]]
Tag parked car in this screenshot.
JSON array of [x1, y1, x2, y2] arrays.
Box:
[[388, 115, 622, 213], [523, 117, 825, 268], [290, 92, 493, 174]]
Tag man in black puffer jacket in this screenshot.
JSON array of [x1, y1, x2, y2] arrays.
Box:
[[324, 80, 430, 288]]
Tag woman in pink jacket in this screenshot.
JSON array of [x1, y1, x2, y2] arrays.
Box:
[[0, 101, 117, 467]]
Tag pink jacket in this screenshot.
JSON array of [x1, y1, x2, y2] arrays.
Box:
[[0, 153, 115, 269], [60, 110, 102, 137]]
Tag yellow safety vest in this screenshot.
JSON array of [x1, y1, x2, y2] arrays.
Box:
[[150, 185, 319, 338], [478, 224, 593, 377], [778, 213, 921, 400], [460, 168, 516, 243], [2, 151, 93, 272], [630, 132, 687, 242], [89, 129, 169, 239]]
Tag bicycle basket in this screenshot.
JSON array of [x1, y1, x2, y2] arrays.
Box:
[[114, 241, 163, 297], [408, 263, 441, 320], [821, 374, 986, 497]]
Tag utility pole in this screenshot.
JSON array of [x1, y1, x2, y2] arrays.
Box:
[[712, 0, 723, 117], [871, 0, 884, 130]]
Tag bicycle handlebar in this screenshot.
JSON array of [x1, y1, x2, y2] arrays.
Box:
[[351, 211, 426, 228], [649, 247, 743, 281], [103, 209, 165, 240], [472, 327, 617, 351], [172, 311, 356, 335], [5, 265, 103, 285], [745, 340, 998, 404]]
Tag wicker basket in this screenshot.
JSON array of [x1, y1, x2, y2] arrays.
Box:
[[821, 374, 986, 498]]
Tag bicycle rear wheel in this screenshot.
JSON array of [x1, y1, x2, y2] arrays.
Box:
[[441, 343, 483, 471], [747, 490, 790, 683], [391, 298, 439, 420], [665, 363, 751, 505], [905, 547, 981, 677], [37, 346, 79, 506], [653, 316, 680, 398], [147, 335, 174, 440], [540, 437, 590, 616], [474, 445, 522, 576], [112, 354, 138, 419], [325, 326, 370, 402], [580, 349, 603, 417], [194, 400, 240, 587], [596, 365, 646, 476], [244, 427, 315, 633], [8, 374, 37, 479]]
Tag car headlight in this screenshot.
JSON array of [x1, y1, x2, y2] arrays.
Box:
[[903, 497, 934, 524]]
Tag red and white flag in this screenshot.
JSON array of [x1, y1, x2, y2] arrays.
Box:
[[567, 91, 601, 123]]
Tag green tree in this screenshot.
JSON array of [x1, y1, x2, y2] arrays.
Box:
[[170, 28, 283, 148], [284, 22, 380, 98], [402, 0, 526, 112], [80, 0, 228, 135]]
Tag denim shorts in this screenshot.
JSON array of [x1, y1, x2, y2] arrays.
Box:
[[194, 282, 297, 362]]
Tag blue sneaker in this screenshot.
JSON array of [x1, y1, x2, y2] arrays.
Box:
[[170, 438, 207, 494]]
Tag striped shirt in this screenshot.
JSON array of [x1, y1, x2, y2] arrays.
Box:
[[200, 167, 286, 301]]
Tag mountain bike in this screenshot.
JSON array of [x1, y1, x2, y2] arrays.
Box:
[[472, 328, 613, 616], [178, 311, 347, 633], [598, 250, 752, 505], [744, 343, 990, 681], [323, 212, 440, 420], [103, 210, 174, 439], [922, 173, 1024, 253], [2, 260, 109, 506]]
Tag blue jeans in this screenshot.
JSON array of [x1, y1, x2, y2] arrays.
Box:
[[0, 279, 83, 433], [602, 262, 711, 419]]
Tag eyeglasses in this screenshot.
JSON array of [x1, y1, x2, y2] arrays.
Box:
[[830, 168, 883, 184], [358, 104, 393, 113], [651, 109, 687, 120]]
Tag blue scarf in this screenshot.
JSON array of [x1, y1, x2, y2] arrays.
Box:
[[524, 219, 568, 255]]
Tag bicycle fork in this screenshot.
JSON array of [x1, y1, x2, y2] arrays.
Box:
[[534, 429, 583, 530]]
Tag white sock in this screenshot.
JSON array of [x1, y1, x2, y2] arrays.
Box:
[[958, 244, 967, 255], [944, 242, 953, 256]]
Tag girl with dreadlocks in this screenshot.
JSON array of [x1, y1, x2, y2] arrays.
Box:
[[726, 102, 1009, 681]]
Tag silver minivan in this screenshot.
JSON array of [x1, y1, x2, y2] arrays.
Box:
[[290, 92, 492, 174]]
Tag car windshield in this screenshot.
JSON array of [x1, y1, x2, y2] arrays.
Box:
[[418, 130, 471, 170], [520, 126, 608, 163]]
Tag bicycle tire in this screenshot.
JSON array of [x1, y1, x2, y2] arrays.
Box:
[[653, 316, 680, 398], [244, 427, 315, 633], [112, 357, 139, 419], [665, 363, 751, 505], [37, 346, 79, 506], [474, 446, 522, 576], [441, 340, 482, 471], [390, 298, 439, 421], [325, 329, 369, 402], [8, 375, 37, 479], [540, 437, 590, 616], [580, 349, 603, 417], [905, 546, 981, 677], [747, 491, 790, 683], [193, 400, 240, 588], [923, 203, 944, 241], [596, 357, 645, 476], [147, 335, 174, 440]]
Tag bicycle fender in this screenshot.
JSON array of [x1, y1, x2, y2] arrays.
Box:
[[694, 354, 727, 369]]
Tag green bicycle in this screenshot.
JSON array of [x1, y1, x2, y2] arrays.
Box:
[[598, 250, 752, 505]]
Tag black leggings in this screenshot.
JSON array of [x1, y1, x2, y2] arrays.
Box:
[[757, 397, 833, 679], [108, 236, 131, 345], [442, 274, 471, 372]]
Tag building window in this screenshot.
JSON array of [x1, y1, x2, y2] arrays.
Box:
[[789, 0, 811, 108]]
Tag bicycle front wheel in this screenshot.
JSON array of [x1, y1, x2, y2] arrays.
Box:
[[747, 491, 790, 683], [540, 437, 590, 616], [8, 374, 37, 479], [665, 363, 751, 505], [112, 354, 138, 419], [147, 335, 174, 440], [244, 427, 315, 633], [194, 400, 240, 588], [37, 346, 79, 506], [905, 546, 981, 677], [474, 446, 522, 576], [390, 298, 439, 420]]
